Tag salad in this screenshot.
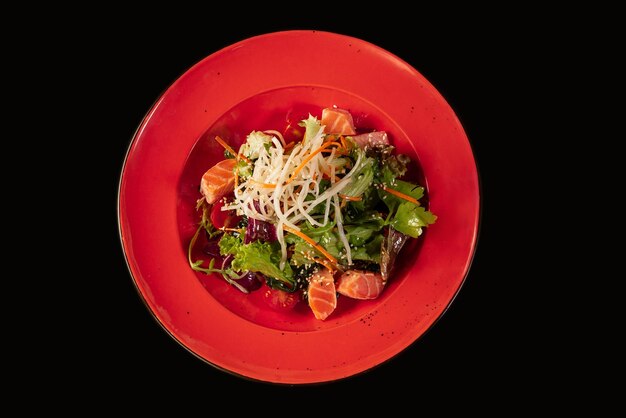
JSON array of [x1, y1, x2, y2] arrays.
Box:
[[188, 107, 436, 320]]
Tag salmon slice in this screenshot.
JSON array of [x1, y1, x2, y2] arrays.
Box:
[[200, 159, 237, 204], [321, 107, 356, 135], [336, 270, 385, 300], [352, 131, 389, 149], [307, 268, 337, 320]]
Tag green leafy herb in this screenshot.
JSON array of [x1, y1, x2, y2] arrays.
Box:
[[390, 203, 437, 238], [377, 173, 436, 239], [340, 151, 376, 199], [187, 200, 252, 292], [299, 114, 323, 143], [350, 234, 383, 263], [219, 234, 295, 290]]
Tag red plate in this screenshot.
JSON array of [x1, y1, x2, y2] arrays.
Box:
[[118, 31, 479, 384]]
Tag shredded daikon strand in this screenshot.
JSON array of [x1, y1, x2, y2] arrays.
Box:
[[333, 194, 352, 265], [265, 130, 286, 148], [223, 124, 362, 268], [329, 149, 337, 183], [288, 151, 363, 225], [323, 196, 332, 226], [276, 219, 287, 270]]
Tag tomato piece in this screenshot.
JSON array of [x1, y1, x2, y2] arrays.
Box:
[[210, 198, 239, 229], [263, 288, 300, 311]]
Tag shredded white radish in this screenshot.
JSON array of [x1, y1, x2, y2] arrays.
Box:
[[264, 130, 286, 148], [333, 194, 352, 265], [222, 116, 363, 268]]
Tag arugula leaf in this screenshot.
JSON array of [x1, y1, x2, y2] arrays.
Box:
[[194, 198, 222, 239], [303, 179, 331, 215], [344, 210, 386, 229], [344, 224, 376, 246], [188, 225, 224, 275], [348, 185, 380, 212], [286, 216, 385, 266], [290, 237, 341, 266], [350, 234, 383, 263], [341, 152, 376, 198], [284, 221, 335, 243], [187, 223, 252, 293]]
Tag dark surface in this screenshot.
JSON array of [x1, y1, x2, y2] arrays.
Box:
[[92, 20, 540, 402]]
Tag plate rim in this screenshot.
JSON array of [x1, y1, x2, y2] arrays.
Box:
[[117, 29, 481, 384]]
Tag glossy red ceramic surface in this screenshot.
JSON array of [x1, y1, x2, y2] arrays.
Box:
[[118, 31, 479, 384]]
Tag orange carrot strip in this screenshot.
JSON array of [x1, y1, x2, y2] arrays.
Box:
[[215, 136, 252, 164], [338, 194, 362, 201], [285, 142, 335, 184], [220, 227, 245, 233], [324, 141, 342, 148], [340, 136, 348, 151], [263, 129, 286, 147], [382, 185, 421, 205], [249, 178, 277, 188], [283, 225, 337, 265]]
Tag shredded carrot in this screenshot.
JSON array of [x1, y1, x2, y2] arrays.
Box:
[[214, 135, 237, 158], [249, 178, 277, 188], [382, 185, 421, 205], [338, 194, 362, 201], [284, 141, 296, 151], [285, 142, 336, 184], [237, 152, 251, 164], [322, 141, 342, 148], [340, 136, 348, 152], [283, 225, 337, 265], [220, 227, 245, 233], [323, 141, 346, 155], [215, 136, 252, 164], [263, 129, 286, 147]]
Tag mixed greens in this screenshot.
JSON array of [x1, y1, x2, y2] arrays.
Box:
[[188, 109, 436, 305]]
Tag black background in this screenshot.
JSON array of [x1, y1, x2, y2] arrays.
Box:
[[82, 16, 552, 403]]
